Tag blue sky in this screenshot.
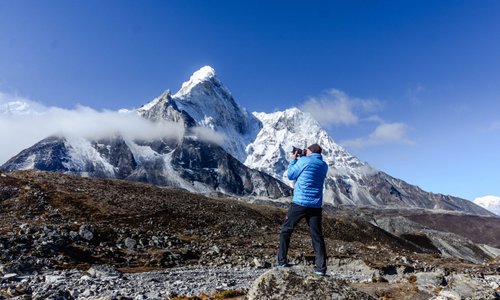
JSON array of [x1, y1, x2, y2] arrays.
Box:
[[1, 0, 499, 201]]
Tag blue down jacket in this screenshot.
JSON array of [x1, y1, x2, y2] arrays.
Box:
[[287, 153, 328, 208]]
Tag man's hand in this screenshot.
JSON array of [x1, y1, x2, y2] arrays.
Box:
[[290, 152, 298, 160]]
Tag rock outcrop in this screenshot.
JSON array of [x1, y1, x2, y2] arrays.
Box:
[[246, 266, 375, 300]]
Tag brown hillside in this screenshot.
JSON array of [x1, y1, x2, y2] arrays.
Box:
[[0, 170, 496, 275]]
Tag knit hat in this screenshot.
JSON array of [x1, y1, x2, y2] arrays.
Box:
[[307, 143, 322, 154]]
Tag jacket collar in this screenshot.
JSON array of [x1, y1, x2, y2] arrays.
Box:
[[308, 153, 323, 160]]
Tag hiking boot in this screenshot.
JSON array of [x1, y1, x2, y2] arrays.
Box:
[[313, 270, 328, 276], [276, 263, 292, 268]]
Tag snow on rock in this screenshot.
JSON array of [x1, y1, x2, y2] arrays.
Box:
[[245, 107, 374, 206], [63, 136, 117, 177], [175, 66, 216, 97], [17, 154, 37, 170], [169, 66, 260, 161]]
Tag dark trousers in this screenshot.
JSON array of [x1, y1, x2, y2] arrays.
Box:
[[277, 203, 327, 273]]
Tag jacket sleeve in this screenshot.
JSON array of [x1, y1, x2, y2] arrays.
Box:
[[287, 158, 306, 180]]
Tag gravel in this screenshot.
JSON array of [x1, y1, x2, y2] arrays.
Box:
[[0, 265, 267, 299]]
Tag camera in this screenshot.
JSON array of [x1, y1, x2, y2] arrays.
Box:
[[292, 146, 306, 158]]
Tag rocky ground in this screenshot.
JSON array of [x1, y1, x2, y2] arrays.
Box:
[[1, 170, 500, 299], [0, 265, 264, 299]]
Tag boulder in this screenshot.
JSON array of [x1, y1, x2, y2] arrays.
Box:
[[437, 274, 497, 300], [246, 266, 375, 300], [87, 264, 122, 279]]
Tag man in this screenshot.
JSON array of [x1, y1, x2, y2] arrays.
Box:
[[277, 143, 329, 276]]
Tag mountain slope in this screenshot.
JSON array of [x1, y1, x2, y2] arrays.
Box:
[[1, 135, 291, 199]]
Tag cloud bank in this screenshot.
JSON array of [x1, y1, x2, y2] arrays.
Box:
[[0, 92, 224, 165]]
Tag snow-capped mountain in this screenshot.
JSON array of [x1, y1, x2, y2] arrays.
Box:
[[171, 66, 261, 162], [245, 108, 368, 185], [1, 66, 495, 216], [1, 134, 291, 198], [474, 196, 500, 215], [243, 108, 491, 215], [0, 68, 291, 199]]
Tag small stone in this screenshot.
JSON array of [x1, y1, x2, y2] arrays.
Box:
[[80, 275, 92, 281], [2, 273, 18, 280], [69, 289, 80, 298], [125, 238, 137, 250], [19, 224, 30, 234], [253, 258, 271, 269], [79, 225, 94, 241], [211, 245, 220, 254], [69, 231, 79, 240], [45, 275, 64, 283], [82, 289, 92, 297]]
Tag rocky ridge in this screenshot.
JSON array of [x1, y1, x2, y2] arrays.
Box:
[[1, 135, 291, 199]]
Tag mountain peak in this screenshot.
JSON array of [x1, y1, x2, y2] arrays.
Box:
[[137, 89, 172, 113], [175, 66, 218, 97], [191, 65, 216, 81], [159, 89, 172, 99]]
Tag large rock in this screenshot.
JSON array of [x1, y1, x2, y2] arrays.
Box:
[[435, 273, 499, 300], [87, 264, 122, 279], [246, 266, 375, 300]]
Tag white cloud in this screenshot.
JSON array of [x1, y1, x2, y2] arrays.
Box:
[[341, 122, 414, 148], [300, 89, 382, 127], [0, 92, 48, 115], [0, 92, 224, 165], [299, 88, 414, 149], [190, 127, 226, 144], [473, 195, 500, 215]]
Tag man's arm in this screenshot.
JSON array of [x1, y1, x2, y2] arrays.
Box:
[[287, 158, 306, 180]]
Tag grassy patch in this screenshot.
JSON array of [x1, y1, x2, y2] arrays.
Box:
[[213, 290, 245, 298], [170, 290, 245, 300]]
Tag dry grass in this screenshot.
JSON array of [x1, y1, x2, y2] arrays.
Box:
[[351, 282, 433, 300], [170, 290, 245, 300], [407, 274, 417, 284]]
